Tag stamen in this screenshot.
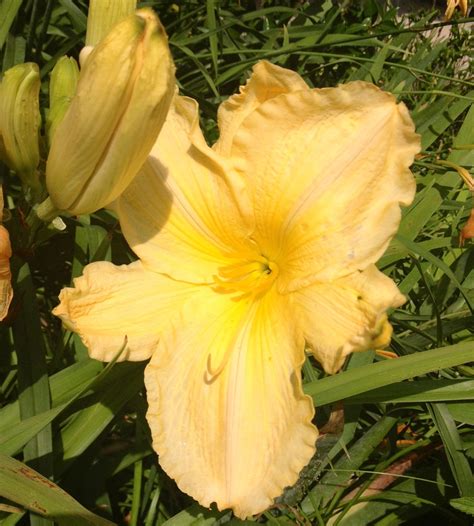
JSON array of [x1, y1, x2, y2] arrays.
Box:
[[212, 254, 279, 300], [206, 255, 279, 379]]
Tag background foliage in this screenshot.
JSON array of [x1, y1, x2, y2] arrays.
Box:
[[0, 0, 473, 525]]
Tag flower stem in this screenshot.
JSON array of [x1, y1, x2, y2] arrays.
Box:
[[35, 196, 60, 223]]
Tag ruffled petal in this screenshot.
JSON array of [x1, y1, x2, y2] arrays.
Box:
[[114, 95, 252, 284], [227, 81, 419, 291], [214, 60, 309, 156], [53, 261, 199, 362], [145, 288, 317, 518], [294, 265, 405, 374]]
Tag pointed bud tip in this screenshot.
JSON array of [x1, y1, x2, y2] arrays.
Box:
[[3, 62, 39, 84], [136, 7, 166, 38]]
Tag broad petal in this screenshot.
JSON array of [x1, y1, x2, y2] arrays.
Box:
[[227, 81, 419, 291], [145, 288, 317, 518], [294, 265, 405, 374], [53, 260, 199, 362], [114, 95, 252, 284], [214, 60, 309, 156]]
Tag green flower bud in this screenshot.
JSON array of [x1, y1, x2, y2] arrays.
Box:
[[46, 8, 175, 216], [0, 63, 41, 186], [47, 56, 80, 146]]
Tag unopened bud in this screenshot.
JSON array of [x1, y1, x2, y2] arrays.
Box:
[[46, 8, 175, 215], [86, 0, 137, 47], [0, 63, 41, 186], [47, 56, 80, 145]]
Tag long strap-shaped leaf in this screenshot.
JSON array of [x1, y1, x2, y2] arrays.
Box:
[[304, 342, 474, 406], [0, 454, 116, 526]]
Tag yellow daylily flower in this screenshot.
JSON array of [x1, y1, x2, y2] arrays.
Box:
[[0, 188, 13, 320], [54, 61, 420, 518], [445, 0, 468, 18], [45, 8, 175, 216]]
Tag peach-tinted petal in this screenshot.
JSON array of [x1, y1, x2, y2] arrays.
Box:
[[53, 260, 200, 362], [214, 60, 309, 156], [114, 95, 252, 284], [227, 81, 419, 291], [0, 225, 12, 320], [145, 288, 317, 518], [460, 208, 474, 246], [294, 265, 405, 374], [0, 188, 12, 321]]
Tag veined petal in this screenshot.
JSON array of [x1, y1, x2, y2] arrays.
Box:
[[114, 95, 252, 283], [227, 81, 419, 291], [53, 260, 199, 362], [214, 60, 309, 156], [145, 288, 317, 518], [294, 265, 405, 374]]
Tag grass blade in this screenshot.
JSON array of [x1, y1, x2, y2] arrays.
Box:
[[206, 0, 218, 77], [0, 0, 23, 50], [429, 404, 474, 496], [12, 262, 53, 526], [304, 342, 474, 406], [345, 379, 474, 404]]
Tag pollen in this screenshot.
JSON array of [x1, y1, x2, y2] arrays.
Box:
[[213, 254, 279, 300]]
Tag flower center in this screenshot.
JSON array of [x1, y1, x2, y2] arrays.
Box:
[[213, 255, 279, 300]]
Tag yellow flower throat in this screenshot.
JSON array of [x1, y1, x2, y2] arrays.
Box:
[[213, 254, 279, 300]]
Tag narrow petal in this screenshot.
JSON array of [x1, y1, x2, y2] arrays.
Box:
[[214, 60, 309, 156], [145, 289, 317, 518], [227, 81, 419, 291], [0, 188, 12, 321], [294, 265, 405, 374], [53, 261, 199, 362], [114, 95, 252, 284], [0, 225, 12, 320]]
